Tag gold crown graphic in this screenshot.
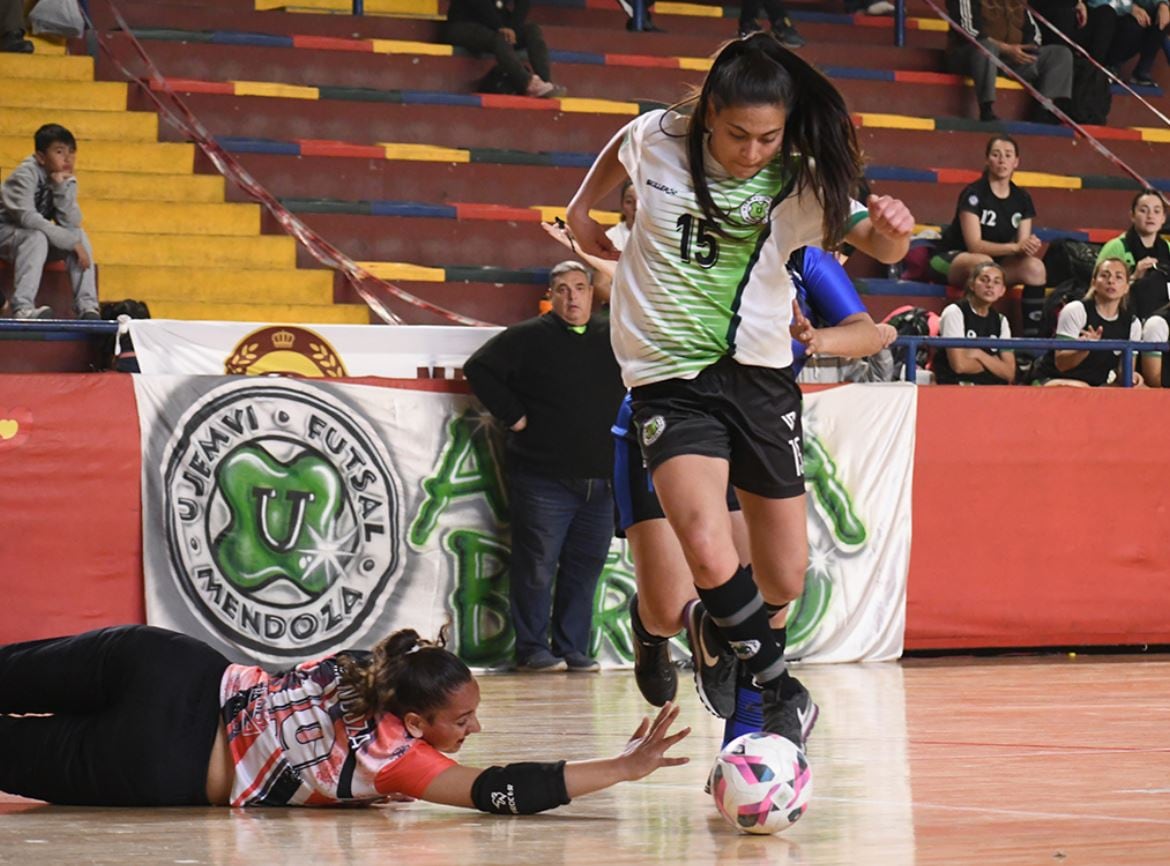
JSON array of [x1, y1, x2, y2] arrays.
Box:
[[271, 329, 297, 350]]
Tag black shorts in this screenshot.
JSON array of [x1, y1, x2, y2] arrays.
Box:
[[629, 357, 805, 500], [613, 430, 740, 533]]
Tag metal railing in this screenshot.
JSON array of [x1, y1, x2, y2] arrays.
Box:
[[895, 336, 1165, 386]]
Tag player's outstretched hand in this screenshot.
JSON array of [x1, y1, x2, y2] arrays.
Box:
[[618, 701, 691, 782], [877, 322, 898, 349], [565, 208, 621, 260], [866, 194, 915, 241], [790, 299, 818, 354]]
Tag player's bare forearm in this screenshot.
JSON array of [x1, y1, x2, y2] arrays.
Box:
[[813, 314, 884, 358]]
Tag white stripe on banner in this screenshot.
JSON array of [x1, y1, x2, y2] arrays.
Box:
[[133, 376, 915, 667], [128, 320, 503, 378]]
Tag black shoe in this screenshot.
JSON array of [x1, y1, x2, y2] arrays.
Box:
[[0, 30, 33, 53], [1130, 72, 1157, 88], [979, 106, 999, 123], [683, 599, 738, 719], [630, 595, 677, 706], [772, 20, 806, 48], [738, 20, 764, 38], [761, 675, 819, 751]]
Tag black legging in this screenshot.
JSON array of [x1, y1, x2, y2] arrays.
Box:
[[0, 625, 229, 806], [441, 20, 551, 93]]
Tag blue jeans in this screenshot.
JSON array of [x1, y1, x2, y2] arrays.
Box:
[[508, 469, 614, 662]]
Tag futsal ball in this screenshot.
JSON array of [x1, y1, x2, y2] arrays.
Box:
[[710, 732, 812, 835]]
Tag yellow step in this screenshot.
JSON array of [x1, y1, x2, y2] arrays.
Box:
[[98, 265, 334, 305], [0, 107, 157, 142], [0, 138, 193, 174], [0, 169, 224, 203], [89, 232, 297, 268], [0, 53, 93, 81], [29, 35, 67, 55], [0, 79, 128, 112], [147, 300, 370, 324], [83, 200, 261, 236], [68, 171, 224, 202]]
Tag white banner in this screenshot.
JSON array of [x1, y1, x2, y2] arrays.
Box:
[[129, 320, 502, 378], [134, 376, 914, 667]]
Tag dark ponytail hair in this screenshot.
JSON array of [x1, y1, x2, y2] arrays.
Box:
[[679, 33, 862, 248], [337, 628, 472, 720]]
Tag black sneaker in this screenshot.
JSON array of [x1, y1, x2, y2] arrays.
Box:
[[761, 675, 819, 751], [683, 599, 737, 719], [630, 597, 677, 706], [1130, 72, 1157, 88], [772, 20, 806, 48]]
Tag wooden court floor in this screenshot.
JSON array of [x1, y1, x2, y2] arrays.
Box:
[[2, 655, 1168, 866]]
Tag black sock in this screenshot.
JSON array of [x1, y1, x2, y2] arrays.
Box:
[[695, 565, 785, 689], [1021, 284, 1047, 338], [630, 594, 667, 645]]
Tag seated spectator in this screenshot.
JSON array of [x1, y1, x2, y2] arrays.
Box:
[[442, 0, 565, 98], [0, 0, 32, 52], [946, 0, 1073, 122], [1080, 0, 1170, 86], [1032, 256, 1144, 386], [1030, 0, 1089, 44], [1096, 189, 1170, 319], [737, 0, 805, 47], [932, 135, 1047, 335], [932, 261, 1016, 385], [1139, 303, 1169, 385], [0, 123, 99, 320]]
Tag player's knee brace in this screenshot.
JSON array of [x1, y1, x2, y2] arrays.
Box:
[[470, 761, 570, 814]]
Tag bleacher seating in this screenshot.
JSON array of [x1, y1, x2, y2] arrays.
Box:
[[6, 0, 1168, 326]]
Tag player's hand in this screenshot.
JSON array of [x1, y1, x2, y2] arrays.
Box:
[[1018, 234, 1042, 257], [1132, 5, 1151, 27], [866, 194, 914, 242], [565, 207, 621, 260], [1075, 0, 1087, 27], [73, 242, 91, 270], [1159, 3, 1169, 29], [617, 702, 691, 782], [1079, 325, 1103, 341], [499, 26, 517, 44], [541, 220, 576, 253], [789, 299, 819, 354], [510, 415, 528, 432], [1135, 256, 1158, 279], [877, 322, 898, 348], [49, 171, 74, 186]]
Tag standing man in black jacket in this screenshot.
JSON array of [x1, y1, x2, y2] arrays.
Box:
[[442, 0, 565, 98], [464, 262, 625, 672]]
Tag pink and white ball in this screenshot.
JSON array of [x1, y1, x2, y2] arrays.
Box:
[[710, 733, 813, 835]]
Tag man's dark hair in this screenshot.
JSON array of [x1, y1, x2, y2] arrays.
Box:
[[34, 124, 77, 154]]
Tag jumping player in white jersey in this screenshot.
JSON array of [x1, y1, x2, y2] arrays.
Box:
[[565, 33, 913, 752]]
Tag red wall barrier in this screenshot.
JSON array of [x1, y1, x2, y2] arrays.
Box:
[[1, 376, 1167, 650]]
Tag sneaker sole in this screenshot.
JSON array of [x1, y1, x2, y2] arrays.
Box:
[[799, 699, 820, 747], [683, 601, 735, 719]]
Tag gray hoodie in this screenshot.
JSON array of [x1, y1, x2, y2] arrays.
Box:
[[0, 155, 84, 250]]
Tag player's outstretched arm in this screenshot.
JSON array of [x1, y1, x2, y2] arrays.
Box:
[[419, 702, 690, 814], [565, 127, 628, 260]]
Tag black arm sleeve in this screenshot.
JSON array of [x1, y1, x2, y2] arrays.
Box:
[[470, 761, 571, 814]]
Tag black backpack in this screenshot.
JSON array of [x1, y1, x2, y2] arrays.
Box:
[[1042, 238, 1099, 289], [99, 298, 152, 372], [1039, 279, 1085, 338], [1069, 55, 1112, 126]]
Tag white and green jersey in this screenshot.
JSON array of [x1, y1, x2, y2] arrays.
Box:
[[612, 109, 861, 388]]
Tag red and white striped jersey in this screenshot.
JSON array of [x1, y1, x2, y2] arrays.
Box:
[[220, 654, 455, 807]]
